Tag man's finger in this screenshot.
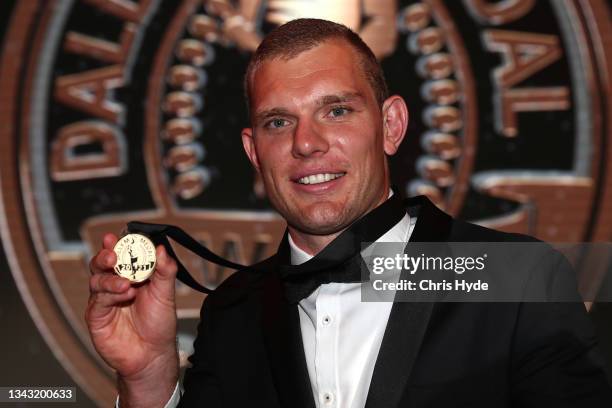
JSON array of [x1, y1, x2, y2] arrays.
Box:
[[89, 249, 117, 275], [86, 288, 137, 321], [90, 273, 131, 294], [102, 233, 118, 250], [95, 289, 137, 308]]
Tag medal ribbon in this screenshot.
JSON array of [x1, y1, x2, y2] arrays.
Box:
[[126, 191, 406, 298], [126, 221, 246, 294]]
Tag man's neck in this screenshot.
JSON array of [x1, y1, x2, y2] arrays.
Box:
[[286, 229, 342, 257], [287, 189, 393, 256]]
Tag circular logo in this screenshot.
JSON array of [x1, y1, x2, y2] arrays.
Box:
[[113, 234, 156, 282], [1, 0, 611, 405]]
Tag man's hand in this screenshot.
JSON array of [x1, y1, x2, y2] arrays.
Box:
[[85, 233, 179, 408]]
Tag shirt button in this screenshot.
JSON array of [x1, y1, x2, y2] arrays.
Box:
[[322, 315, 332, 326], [322, 392, 334, 405]]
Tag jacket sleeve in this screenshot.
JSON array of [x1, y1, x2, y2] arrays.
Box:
[[178, 296, 223, 407], [510, 250, 612, 407]]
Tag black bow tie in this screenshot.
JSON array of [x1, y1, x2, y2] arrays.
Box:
[[277, 193, 407, 304]]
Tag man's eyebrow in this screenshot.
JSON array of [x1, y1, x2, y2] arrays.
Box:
[[317, 92, 364, 106], [253, 108, 293, 124]]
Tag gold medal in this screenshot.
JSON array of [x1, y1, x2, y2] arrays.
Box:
[[113, 233, 157, 282]]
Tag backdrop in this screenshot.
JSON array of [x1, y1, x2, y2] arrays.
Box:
[[1, 0, 612, 406]]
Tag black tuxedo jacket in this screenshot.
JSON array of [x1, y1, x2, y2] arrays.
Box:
[[178, 196, 612, 407]]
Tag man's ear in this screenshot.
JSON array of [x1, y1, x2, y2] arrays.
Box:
[[241, 127, 261, 172], [381, 95, 409, 156]]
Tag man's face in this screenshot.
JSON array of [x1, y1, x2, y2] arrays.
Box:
[[242, 40, 405, 237]]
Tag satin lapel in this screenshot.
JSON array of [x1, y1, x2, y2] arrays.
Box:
[[365, 196, 453, 408], [365, 301, 433, 408], [261, 240, 316, 408]]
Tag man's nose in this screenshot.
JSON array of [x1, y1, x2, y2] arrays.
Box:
[[291, 119, 330, 158]]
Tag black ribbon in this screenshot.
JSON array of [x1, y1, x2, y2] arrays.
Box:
[[127, 221, 246, 294]]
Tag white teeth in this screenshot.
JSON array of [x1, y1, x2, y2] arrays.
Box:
[[298, 173, 345, 185]]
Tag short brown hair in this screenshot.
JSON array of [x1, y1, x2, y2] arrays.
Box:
[[244, 18, 389, 113]]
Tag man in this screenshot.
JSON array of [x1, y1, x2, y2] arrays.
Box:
[[86, 19, 612, 407]]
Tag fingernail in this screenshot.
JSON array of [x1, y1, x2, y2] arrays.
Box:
[[105, 254, 114, 265], [115, 280, 125, 291]]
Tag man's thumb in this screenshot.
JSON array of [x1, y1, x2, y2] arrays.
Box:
[[153, 246, 178, 284]]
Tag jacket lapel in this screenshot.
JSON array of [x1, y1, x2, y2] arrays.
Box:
[[365, 301, 434, 408], [261, 240, 317, 408], [365, 196, 453, 408]]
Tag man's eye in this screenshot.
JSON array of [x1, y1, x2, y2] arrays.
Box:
[[329, 107, 350, 118], [266, 119, 288, 129]]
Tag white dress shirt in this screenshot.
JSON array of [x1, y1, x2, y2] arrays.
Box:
[[120, 197, 415, 408], [290, 212, 415, 408]]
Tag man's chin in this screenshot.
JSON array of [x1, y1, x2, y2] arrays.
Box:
[[294, 223, 347, 237], [275, 195, 355, 233], [288, 211, 351, 236]]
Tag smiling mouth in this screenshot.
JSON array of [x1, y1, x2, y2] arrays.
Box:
[[296, 172, 346, 185]]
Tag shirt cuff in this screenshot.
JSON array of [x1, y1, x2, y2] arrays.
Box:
[[115, 381, 181, 408]]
